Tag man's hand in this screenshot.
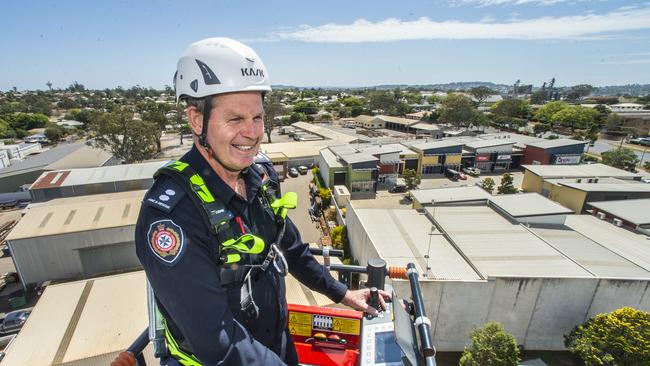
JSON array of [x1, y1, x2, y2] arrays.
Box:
[[340, 288, 391, 316]]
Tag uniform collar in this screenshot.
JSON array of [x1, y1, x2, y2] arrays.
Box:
[[181, 145, 262, 206]]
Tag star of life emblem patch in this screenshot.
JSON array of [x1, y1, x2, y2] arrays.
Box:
[[147, 219, 186, 266]]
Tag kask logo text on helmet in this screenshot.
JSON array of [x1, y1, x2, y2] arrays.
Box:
[[241, 68, 264, 77]]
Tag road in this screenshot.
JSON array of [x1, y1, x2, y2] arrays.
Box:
[[280, 171, 323, 244], [588, 138, 649, 166]]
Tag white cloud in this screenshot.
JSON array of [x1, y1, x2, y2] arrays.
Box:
[[266, 7, 650, 43]]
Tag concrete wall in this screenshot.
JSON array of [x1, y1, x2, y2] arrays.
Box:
[[521, 171, 543, 193], [8, 225, 139, 288]]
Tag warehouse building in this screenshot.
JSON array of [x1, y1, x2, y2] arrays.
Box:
[[521, 138, 587, 165], [29, 160, 165, 202], [345, 188, 650, 351], [0, 143, 114, 192], [521, 163, 642, 194], [586, 199, 650, 236], [488, 193, 573, 225], [5, 190, 144, 288], [541, 178, 650, 213]]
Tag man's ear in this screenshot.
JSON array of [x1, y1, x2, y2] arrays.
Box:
[[187, 106, 203, 136]]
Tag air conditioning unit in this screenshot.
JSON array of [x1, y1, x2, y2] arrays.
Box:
[[597, 212, 606, 220], [613, 218, 623, 227]]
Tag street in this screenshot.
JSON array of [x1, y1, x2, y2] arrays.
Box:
[[281, 171, 323, 244]]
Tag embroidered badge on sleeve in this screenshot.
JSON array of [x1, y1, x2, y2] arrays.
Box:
[[147, 219, 186, 266]]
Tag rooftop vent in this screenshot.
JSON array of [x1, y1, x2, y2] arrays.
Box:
[[613, 218, 623, 227], [597, 212, 606, 220]]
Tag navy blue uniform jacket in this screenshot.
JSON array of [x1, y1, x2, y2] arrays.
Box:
[[135, 146, 348, 365]]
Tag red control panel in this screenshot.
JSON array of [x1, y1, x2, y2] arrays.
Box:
[[288, 304, 364, 366]]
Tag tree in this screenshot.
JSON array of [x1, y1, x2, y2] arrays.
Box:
[[89, 109, 158, 163], [292, 100, 319, 115], [551, 106, 599, 132], [330, 226, 348, 251], [459, 322, 520, 366], [565, 84, 594, 102], [44, 123, 66, 143], [138, 101, 171, 152], [605, 113, 624, 134], [46, 81, 53, 91], [564, 307, 650, 366], [438, 94, 480, 130], [534, 101, 569, 123], [530, 90, 547, 105], [263, 92, 285, 143], [469, 86, 494, 104], [480, 177, 496, 194], [6, 112, 49, 131], [402, 168, 421, 189], [491, 99, 530, 128], [0, 117, 10, 138], [644, 161, 650, 172], [497, 173, 518, 194], [601, 148, 640, 172]]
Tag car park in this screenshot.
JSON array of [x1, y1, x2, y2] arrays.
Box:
[[445, 168, 460, 181], [288, 168, 299, 177], [458, 172, 468, 180], [297, 166, 308, 175], [462, 167, 481, 177], [0, 309, 31, 335]]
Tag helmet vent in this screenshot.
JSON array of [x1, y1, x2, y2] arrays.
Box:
[[195, 59, 221, 85], [190, 79, 198, 93]]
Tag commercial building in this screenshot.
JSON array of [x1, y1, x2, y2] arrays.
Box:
[[586, 199, 650, 236], [463, 139, 515, 172], [5, 190, 144, 288], [345, 188, 650, 351], [29, 161, 165, 202], [0, 143, 115, 192], [0, 142, 41, 160], [521, 138, 587, 165], [405, 140, 463, 176]]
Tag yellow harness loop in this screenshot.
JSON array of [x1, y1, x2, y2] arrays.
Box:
[[164, 320, 202, 366]]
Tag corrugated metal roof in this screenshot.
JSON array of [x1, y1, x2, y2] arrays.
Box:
[[408, 140, 464, 151], [525, 138, 586, 149], [411, 123, 441, 131], [586, 199, 650, 225], [30, 161, 164, 189], [7, 190, 145, 240], [376, 115, 419, 126], [559, 182, 650, 192], [320, 147, 343, 168], [44, 146, 113, 171], [0, 143, 85, 177], [0, 271, 148, 366], [464, 139, 515, 149], [530, 225, 650, 279], [340, 153, 378, 164], [262, 140, 346, 159], [522, 163, 641, 179], [411, 186, 491, 205], [489, 193, 573, 217], [430, 206, 592, 278], [291, 121, 360, 143], [353, 207, 481, 280], [565, 215, 650, 272]]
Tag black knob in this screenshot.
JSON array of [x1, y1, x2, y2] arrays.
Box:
[[369, 287, 382, 312]]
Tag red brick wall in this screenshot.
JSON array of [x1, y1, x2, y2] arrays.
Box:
[[522, 146, 551, 165]]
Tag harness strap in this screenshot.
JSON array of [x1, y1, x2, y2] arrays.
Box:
[[164, 319, 202, 366]]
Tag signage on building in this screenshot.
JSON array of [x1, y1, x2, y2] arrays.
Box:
[[476, 154, 491, 162], [496, 155, 511, 160], [554, 154, 581, 165]]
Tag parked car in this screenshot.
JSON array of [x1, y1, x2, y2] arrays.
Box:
[[288, 167, 299, 177], [0, 309, 31, 335], [389, 185, 407, 193], [462, 167, 481, 177], [297, 166, 308, 175], [445, 168, 460, 181]]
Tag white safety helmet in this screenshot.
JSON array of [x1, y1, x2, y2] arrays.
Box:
[[174, 37, 271, 102]]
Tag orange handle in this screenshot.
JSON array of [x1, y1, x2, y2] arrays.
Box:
[[110, 351, 136, 366]]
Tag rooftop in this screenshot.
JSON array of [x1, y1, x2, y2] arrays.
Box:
[[377, 115, 419, 126], [407, 139, 464, 151], [292, 122, 360, 143], [411, 186, 491, 205], [0, 143, 86, 177], [525, 138, 587, 149], [30, 161, 164, 190], [429, 205, 593, 278], [411, 123, 441, 131], [351, 206, 481, 280], [339, 153, 379, 165], [489, 193, 573, 217], [464, 139, 515, 150], [7, 190, 145, 240], [558, 181, 650, 193], [522, 163, 642, 179], [586, 199, 650, 225], [44, 145, 113, 171]]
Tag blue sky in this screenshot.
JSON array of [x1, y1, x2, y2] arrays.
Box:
[[1, 0, 649, 90]]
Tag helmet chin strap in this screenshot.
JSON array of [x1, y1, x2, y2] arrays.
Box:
[[198, 97, 212, 151]]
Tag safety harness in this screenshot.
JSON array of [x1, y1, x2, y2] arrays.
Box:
[[152, 160, 298, 365]]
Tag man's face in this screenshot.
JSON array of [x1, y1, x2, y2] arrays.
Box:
[[203, 92, 264, 173]]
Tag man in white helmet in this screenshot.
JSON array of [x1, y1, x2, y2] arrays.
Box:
[[135, 38, 388, 365]]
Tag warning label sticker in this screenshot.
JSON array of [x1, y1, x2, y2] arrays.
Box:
[[331, 317, 360, 335], [288, 311, 312, 325], [289, 324, 312, 337]]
